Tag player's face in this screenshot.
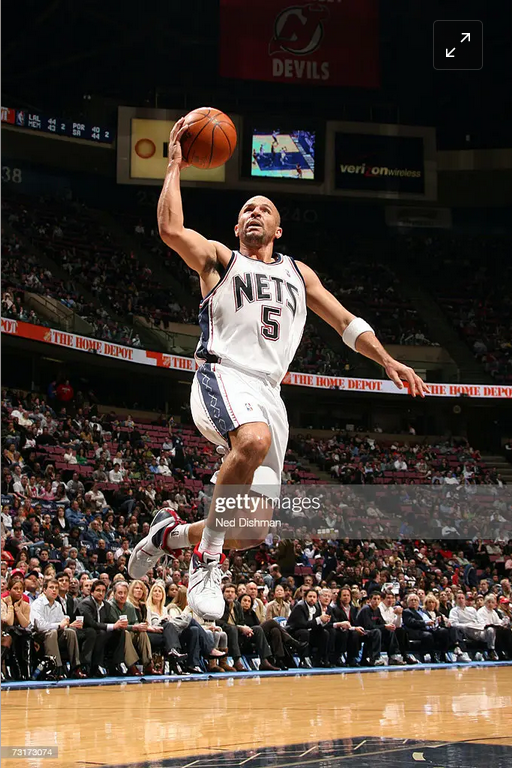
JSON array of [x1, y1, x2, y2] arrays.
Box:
[[235, 197, 282, 246]]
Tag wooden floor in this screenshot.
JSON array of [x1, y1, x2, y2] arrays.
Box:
[[2, 667, 512, 767]]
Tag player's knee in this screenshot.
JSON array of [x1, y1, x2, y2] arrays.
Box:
[[233, 428, 271, 467]]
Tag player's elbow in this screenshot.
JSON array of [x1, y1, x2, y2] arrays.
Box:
[[159, 225, 184, 246]]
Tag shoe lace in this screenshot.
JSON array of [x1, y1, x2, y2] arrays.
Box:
[[201, 559, 222, 592]]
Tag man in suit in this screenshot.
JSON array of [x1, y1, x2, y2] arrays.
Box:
[[402, 592, 436, 658], [330, 585, 368, 666], [356, 591, 403, 666], [287, 588, 333, 668], [76, 579, 127, 677], [57, 572, 95, 675], [218, 584, 278, 672]]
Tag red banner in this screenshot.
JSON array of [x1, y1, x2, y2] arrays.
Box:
[[219, 0, 379, 88], [1, 106, 16, 125], [3, 318, 512, 399]]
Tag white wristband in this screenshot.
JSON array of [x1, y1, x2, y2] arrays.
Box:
[[342, 317, 374, 351]]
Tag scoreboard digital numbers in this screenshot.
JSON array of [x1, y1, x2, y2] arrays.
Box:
[[1, 106, 113, 144]]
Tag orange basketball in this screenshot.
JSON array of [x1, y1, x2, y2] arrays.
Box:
[[181, 107, 237, 169]]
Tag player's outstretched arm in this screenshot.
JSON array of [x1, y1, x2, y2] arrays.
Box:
[[298, 261, 428, 398], [157, 118, 231, 275]]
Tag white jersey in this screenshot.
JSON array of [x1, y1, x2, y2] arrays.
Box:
[[195, 250, 307, 385]]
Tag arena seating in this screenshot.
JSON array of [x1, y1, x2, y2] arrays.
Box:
[[395, 233, 512, 383], [2, 385, 510, 681]]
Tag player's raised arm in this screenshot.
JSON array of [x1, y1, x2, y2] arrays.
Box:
[[157, 118, 231, 275], [297, 261, 428, 398]]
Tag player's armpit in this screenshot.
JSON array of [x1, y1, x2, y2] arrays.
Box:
[[297, 260, 355, 334]]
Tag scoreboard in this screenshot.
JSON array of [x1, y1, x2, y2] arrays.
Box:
[[1, 105, 113, 144]]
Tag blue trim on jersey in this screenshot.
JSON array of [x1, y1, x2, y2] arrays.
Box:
[[239, 251, 283, 266], [287, 255, 306, 289], [199, 252, 236, 308], [198, 363, 237, 438], [195, 300, 211, 361]]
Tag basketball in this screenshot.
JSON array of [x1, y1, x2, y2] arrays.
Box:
[[181, 107, 237, 169]]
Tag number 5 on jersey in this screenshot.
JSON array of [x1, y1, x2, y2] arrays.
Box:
[[261, 306, 281, 341]]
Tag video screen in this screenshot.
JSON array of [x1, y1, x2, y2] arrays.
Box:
[[250, 128, 315, 180]]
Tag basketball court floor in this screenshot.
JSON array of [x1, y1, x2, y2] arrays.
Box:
[[2, 665, 511, 767]]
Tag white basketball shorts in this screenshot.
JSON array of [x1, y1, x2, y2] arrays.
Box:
[[190, 362, 288, 491]]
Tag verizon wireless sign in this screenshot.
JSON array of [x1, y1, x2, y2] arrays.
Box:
[[3, 318, 512, 399]]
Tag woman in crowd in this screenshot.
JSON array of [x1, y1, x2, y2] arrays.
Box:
[[124, 579, 156, 674], [238, 594, 306, 670], [165, 582, 178, 606], [265, 584, 291, 620], [438, 589, 453, 618], [1, 577, 31, 679], [422, 593, 468, 662], [38, 480, 55, 502], [52, 504, 69, 533], [145, 580, 188, 673], [168, 586, 216, 673]]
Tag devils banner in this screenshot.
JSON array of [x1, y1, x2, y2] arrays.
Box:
[[219, 0, 379, 88]]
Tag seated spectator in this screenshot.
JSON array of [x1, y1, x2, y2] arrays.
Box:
[[378, 590, 419, 664], [265, 584, 291, 620], [438, 589, 453, 619], [109, 580, 153, 675], [357, 591, 403, 666], [422, 593, 470, 662], [108, 463, 124, 484], [449, 591, 498, 660], [145, 581, 188, 674], [76, 579, 128, 676], [287, 588, 333, 668], [245, 581, 266, 623], [219, 584, 278, 672], [1, 577, 32, 679], [85, 482, 107, 513], [477, 594, 512, 660], [331, 585, 373, 667], [56, 572, 94, 675], [167, 586, 218, 674], [30, 578, 82, 679], [23, 571, 41, 604], [238, 593, 301, 670]]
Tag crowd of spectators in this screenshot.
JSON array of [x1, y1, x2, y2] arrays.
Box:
[[2, 226, 143, 347], [1, 385, 510, 681], [3, 196, 188, 347], [6, 190, 512, 384], [3, 191, 457, 380], [1, 289, 48, 328], [292, 432, 507, 488], [397, 233, 512, 382]]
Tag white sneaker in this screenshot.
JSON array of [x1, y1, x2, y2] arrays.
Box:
[[187, 545, 226, 620], [474, 652, 484, 661], [459, 652, 471, 663], [128, 508, 182, 579]]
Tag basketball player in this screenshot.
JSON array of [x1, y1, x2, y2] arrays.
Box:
[[295, 163, 303, 179], [129, 117, 427, 620]]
